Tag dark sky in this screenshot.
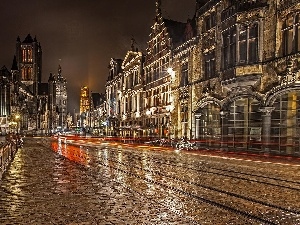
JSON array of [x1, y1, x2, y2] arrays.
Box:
[[0, 0, 196, 112]]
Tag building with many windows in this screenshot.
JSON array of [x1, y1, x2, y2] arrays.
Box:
[[119, 39, 144, 137], [0, 66, 12, 134], [106, 58, 123, 136], [79, 86, 90, 129], [104, 0, 300, 156], [13, 34, 42, 133], [189, 0, 300, 155], [55, 65, 68, 130], [142, 0, 188, 139], [0, 34, 69, 135], [80, 86, 90, 115], [16, 34, 42, 96]]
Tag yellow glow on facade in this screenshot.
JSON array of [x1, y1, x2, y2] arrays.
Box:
[[80, 86, 90, 114]]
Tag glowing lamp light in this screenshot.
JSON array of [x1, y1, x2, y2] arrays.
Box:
[[167, 67, 175, 79], [135, 111, 140, 118], [167, 67, 173, 74], [166, 105, 175, 112]]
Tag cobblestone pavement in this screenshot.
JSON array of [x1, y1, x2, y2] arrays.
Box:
[[0, 137, 300, 225]]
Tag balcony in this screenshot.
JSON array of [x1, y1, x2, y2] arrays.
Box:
[[221, 64, 262, 89]]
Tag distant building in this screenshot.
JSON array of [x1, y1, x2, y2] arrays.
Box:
[[80, 86, 90, 115], [105, 58, 123, 136], [90, 92, 105, 134], [15, 34, 42, 96], [0, 66, 12, 134], [11, 34, 43, 133], [79, 86, 90, 128], [55, 65, 68, 130], [0, 34, 69, 135]]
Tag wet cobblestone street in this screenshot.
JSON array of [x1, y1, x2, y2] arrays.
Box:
[[0, 137, 300, 224]]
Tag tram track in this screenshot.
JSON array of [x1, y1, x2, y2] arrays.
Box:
[[95, 146, 300, 224], [45, 139, 300, 224], [94, 155, 281, 224], [105, 157, 300, 215], [72, 140, 300, 189], [108, 147, 300, 191]]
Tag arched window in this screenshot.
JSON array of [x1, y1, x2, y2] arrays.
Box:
[[180, 63, 189, 86], [282, 13, 300, 56], [271, 92, 300, 155], [227, 97, 261, 150], [196, 103, 221, 147]]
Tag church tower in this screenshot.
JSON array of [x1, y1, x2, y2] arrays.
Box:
[[55, 65, 68, 130], [15, 34, 42, 96]]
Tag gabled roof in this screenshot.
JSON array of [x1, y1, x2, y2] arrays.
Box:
[[163, 19, 186, 48], [122, 51, 142, 69], [22, 34, 37, 43]]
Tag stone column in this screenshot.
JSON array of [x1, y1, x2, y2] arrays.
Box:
[[220, 110, 229, 151], [190, 112, 196, 140], [260, 107, 274, 153], [195, 114, 201, 139]]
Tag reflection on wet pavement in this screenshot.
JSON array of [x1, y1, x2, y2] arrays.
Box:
[[0, 136, 300, 224]]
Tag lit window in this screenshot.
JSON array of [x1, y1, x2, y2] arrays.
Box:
[[204, 51, 216, 80], [282, 14, 300, 56]]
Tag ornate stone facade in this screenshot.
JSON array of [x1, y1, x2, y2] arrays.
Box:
[[119, 40, 144, 137], [105, 58, 123, 136], [55, 65, 68, 130], [104, 0, 300, 156], [190, 0, 300, 155]]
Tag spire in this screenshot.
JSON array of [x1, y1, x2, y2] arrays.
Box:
[[23, 34, 34, 43], [156, 0, 162, 18], [58, 64, 62, 75], [48, 73, 55, 82], [16, 36, 20, 42], [11, 55, 18, 71]]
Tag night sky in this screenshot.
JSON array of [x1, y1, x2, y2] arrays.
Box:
[[0, 0, 196, 112]]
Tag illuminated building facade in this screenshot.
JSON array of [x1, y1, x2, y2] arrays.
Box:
[[11, 34, 42, 133], [0, 66, 12, 134], [142, 0, 186, 138], [55, 65, 68, 130], [16, 34, 42, 96], [90, 93, 105, 135], [119, 39, 144, 137], [80, 86, 90, 115], [0, 35, 69, 134], [106, 58, 123, 136], [171, 18, 198, 139], [186, 0, 300, 155], [102, 0, 300, 156]]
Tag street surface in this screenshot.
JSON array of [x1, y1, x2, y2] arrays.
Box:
[[0, 136, 300, 224]]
